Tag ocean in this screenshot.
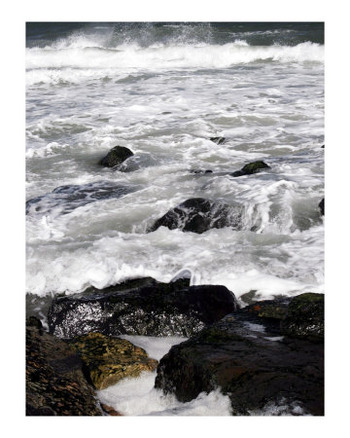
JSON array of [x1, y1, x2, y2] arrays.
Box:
[[26, 22, 324, 415]]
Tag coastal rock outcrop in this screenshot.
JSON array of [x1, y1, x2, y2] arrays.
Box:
[[69, 332, 158, 390], [26, 317, 102, 416], [99, 145, 134, 168], [148, 198, 242, 234], [154, 293, 324, 416], [48, 277, 238, 339], [231, 160, 270, 177]]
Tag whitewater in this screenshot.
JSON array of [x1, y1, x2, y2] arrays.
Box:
[[26, 22, 324, 415]]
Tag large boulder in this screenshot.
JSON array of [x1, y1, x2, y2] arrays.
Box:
[[99, 145, 134, 168], [26, 317, 102, 416], [155, 293, 324, 416], [48, 277, 238, 339], [231, 160, 270, 177], [69, 332, 158, 390], [148, 198, 242, 234]]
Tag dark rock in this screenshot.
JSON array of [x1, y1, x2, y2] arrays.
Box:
[[189, 169, 213, 174], [281, 293, 324, 342], [26, 315, 43, 330], [69, 332, 158, 390], [26, 321, 102, 416], [210, 137, 226, 145], [231, 160, 270, 177], [48, 277, 238, 339], [321, 145, 324, 148], [99, 145, 134, 168], [319, 198, 324, 216], [26, 181, 134, 216], [242, 297, 292, 321], [148, 198, 242, 234], [155, 298, 324, 416]]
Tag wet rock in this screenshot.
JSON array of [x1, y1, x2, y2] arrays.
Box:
[[26, 318, 102, 416], [189, 169, 213, 174], [281, 293, 324, 342], [242, 297, 292, 321], [231, 160, 270, 177], [26, 181, 133, 216], [210, 137, 226, 145], [69, 332, 158, 390], [148, 198, 242, 234], [319, 198, 324, 216], [99, 145, 134, 168], [155, 294, 324, 416], [48, 277, 238, 339], [101, 404, 123, 416]]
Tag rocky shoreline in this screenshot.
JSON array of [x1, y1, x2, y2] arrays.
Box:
[[26, 276, 324, 416]]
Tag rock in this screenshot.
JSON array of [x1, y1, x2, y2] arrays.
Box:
[[319, 198, 324, 216], [48, 277, 238, 339], [155, 294, 324, 416], [189, 169, 213, 174], [210, 137, 226, 145], [101, 404, 123, 416], [26, 181, 134, 216], [242, 297, 292, 321], [231, 160, 270, 177], [69, 332, 158, 390], [26, 319, 102, 416], [99, 145, 134, 168], [148, 198, 242, 234], [281, 293, 324, 342]]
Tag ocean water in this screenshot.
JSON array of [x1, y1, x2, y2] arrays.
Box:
[[26, 22, 324, 415]]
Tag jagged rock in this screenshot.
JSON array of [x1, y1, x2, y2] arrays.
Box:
[[210, 137, 226, 145], [319, 198, 324, 216], [231, 160, 270, 177], [26, 317, 102, 416], [48, 277, 238, 339], [99, 145, 134, 168], [148, 198, 242, 234], [155, 294, 324, 416], [281, 293, 324, 342], [69, 332, 158, 390]]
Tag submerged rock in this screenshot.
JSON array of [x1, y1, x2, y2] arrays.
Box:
[[210, 137, 226, 145], [148, 198, 242, 234], [155, 293, 324, 416], [26, 181, 134, 216], [69, 332, 158, 390], [231, 160, 270, 177], [99, 145, 134, 168], [26, 318, 102, 416], [319, 198, 324, 216], [48, 277, 238, 339]]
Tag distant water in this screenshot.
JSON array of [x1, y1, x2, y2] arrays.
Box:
[[26, 22, 324, 415]]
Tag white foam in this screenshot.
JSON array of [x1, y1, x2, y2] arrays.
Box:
[[26, 42, 324, 85], [96, 336, 232, 416]]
